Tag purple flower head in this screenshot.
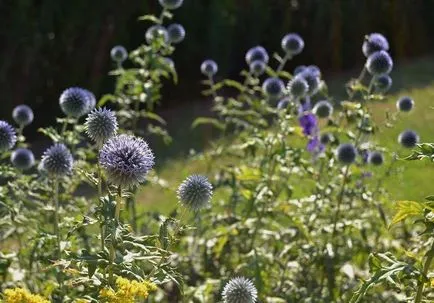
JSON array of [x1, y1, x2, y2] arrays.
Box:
[[99, 134, 154, 187], [299, 97, 312, 112], [366, 50, 393, 76], [307, 136, 325, 153], [300, 69, 321, 96], [281, 33, 304, 55], [11, 148, 35, 170], [167, 23, 186, 44], [299, 113, 317, 136], [85, 107, 118, 146], [245, 46, 269, 65], [249, 60, 266, 76], [222, 277, 258, 303], [294, 65, 307, 75], [375, 75, 392, 93], [110, 45, 128, 63], [12, 105, 34, 127], [59, 87, 91, 118], [201, 59, 218, 77], [362, 33, 389, 57], [145, 25, 169, 44], [41, 143, 73, 176], [177, 175, 213, 211], [0, 121, 17, 152]]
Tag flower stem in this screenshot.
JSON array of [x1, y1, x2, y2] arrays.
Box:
[[53, 178, 61, 259], [97, 164, 105, 251], [276, 52, 292, 73], [332, 165, 350, 237], [414, 240, 434, 303], [109, 185, 122, 282]]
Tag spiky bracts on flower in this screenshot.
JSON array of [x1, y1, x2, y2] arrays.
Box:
[[12, 105, 34, 127], [0, 121, 17, 152], [85, 108, 118, 146], [177, 175, 213, 211], [41, 143, 74, 177], [59, 87, 91, 118], [11, 148, 35, 170], [222, 277, 258, 303], [201, 60, 218, 77]]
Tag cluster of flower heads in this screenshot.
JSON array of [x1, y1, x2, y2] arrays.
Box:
[[3, 288, 49, 303], [99, 277, 157, 303], [363, 33, 393, 79], [222, 277, 258, 303]]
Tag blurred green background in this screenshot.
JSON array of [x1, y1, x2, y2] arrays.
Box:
[[1, 0, 434, 136]]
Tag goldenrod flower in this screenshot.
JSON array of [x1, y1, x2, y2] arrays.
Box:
[[99, 277, 157, 303], [3, 288, 49, 303]]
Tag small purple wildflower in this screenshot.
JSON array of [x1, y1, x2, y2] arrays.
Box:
[[299, 113, 317, 136], [0, 121, 17, 152]]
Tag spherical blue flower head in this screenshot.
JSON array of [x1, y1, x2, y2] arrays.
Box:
[[249, 60, 266, 76], [145, 25, 169, 45], [300, 70, 321, 96], [375, 75, 392, 93], [201, 60, 218, 77], [11, 148, 35, 170], [177, 175, 213, 211], [245, 46, 269, 65], [59, 87, 91, 118], [313, 100, 333, 118], [277, 97, 291, 110], [362, 33, 389, 57], [41, 143, 73, 177], [12, 105, 34, 127], [307, 136, 325, 153], [281, 33, 304, 55], [299, 113, 317, 136], [294, 65, 307, 75], [0, 121, 17, 152], [99, 134, 154, 187], [366, 50, 393, 76], [262, 77, 284, 99], [158, 0, 183, 10], [167, 23, 186, 44], [110, 45, 128, 63], [336, 143, 357, 164], [320, 133, 332, 145], [85, 108, 118, 146], [84, 89, 96, 113], [396, 96, 414, 112], [368, 151, 384, 166], [287, 76, 309, 99], [307, 65, 321, 77], [398, 130, 419, 148], [222, 277, 258, 303]]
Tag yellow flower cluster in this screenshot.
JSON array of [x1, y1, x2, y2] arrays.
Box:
[[2, 288, 49, 303], [99, 277, 157, 303]]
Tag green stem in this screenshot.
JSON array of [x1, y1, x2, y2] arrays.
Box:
[[276, 52, 292, 73], [109, 185, 122, 282], [97, 164, 105, 251], [53, 178, 61, 259], [414, 241, 434, 303], [331, 165, 351, 237]]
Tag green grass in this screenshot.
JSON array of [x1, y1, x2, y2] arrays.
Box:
[[137, 55, 434, 215]]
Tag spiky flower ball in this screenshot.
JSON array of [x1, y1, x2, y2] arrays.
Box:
[[11, 148, 35, 170], [300, 70, 321, 96], [362, 33, 389, 57], [398, 130, 419, 148], [145, 25, 169, 44], [313, 100, 333, 118], [85, 108, 118, 146], [307, 65, 321, 77], [287, 76, 308, 99], [366, 50, 393, 76], [368, 151, 384, 166], [245, 46, 269, 65], [222, 277, 258, 303], [281, 33, 304, 55], [59, 87, 91, 118], [99, 134, 154, 187], [110, 45, 128, 63], [294, 65, 307, 75], [12, 105, 34, 127], [320, 133, 332, 145], [249, 60, 266, 76], [0, 121, 17, 152], [201, 60, 218, 77], [375, 75, 392, 93], [158, 0, 183, 10], [167, 23, 186, 44], [177, 175, 213, 211], [336, 143, 357, 164], [396, 96, 414, 112], [41, 143, 73, 176], [262, 77, 284, 99]]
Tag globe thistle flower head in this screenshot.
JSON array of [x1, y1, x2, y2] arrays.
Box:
[[145, 25, 169, 44], [307, 65, 321, 77], [84, 89, 96, 113], [41, 143, 73, 177], [398, 130, 419, 148], [59, 87, 91, 118], [362, 33, 389, 57], [396, 96, 414, 112], [368, 151, 384, 166], [277, 97, 291, 110], [110, 45, 128, 63], [287, 76, 309, 99], [12, 105, 34, 127], [177, 175, 213, 211], [300, 70, 321, 96], [299, 113, 317, 136], [85, 108, 118, 146], [201, 60, 218, 77], [158, 0, 183, 10], [222, 277, 258, 303], [11, 148, 35, 170], [167, 23, 186, 44], [366, 50, 393, 76], [245, 46, 269, 65], [0, 121, 17, 152], [336, 143, 357, 164], [281, 33, 304, 55], [320, 133, 332, 145], [375, 75, 392, 93], [249, 60, 266, 76], [294, 65, 307, 75], [262, 77, 284, 99], [313, 100, 333, 118], [99, 134, 154, 187]]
